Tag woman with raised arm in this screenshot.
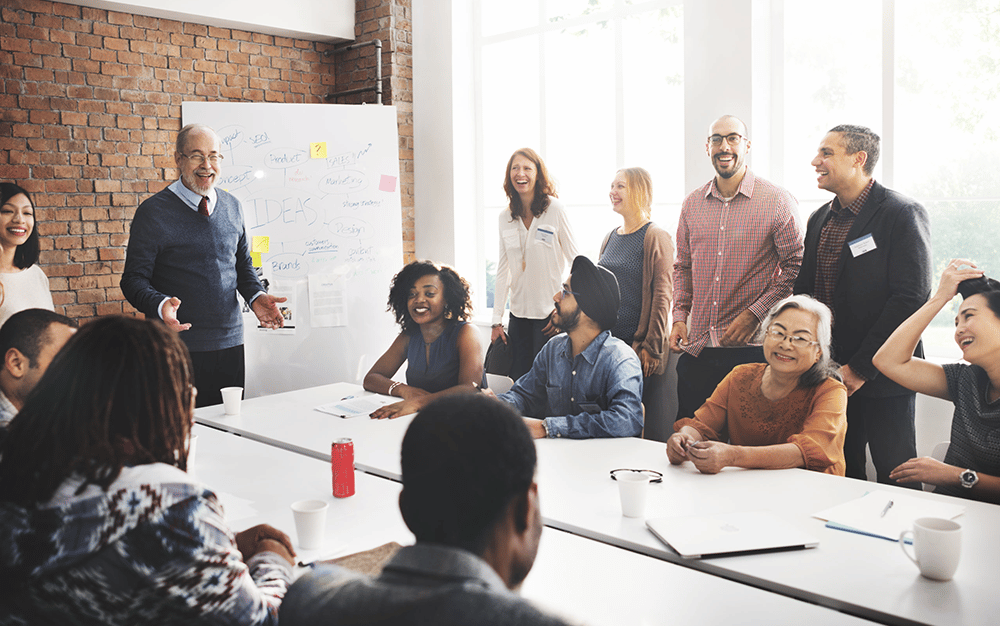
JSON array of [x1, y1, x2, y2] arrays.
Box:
[[0, 316, 295, 624], [0, 183, 53, 327], [667, 295, 847, 475], [492, 148, 579, 382], [364, 261, 483, 419], [873, 259, 1000, 502], [599, 167, 673, 426]]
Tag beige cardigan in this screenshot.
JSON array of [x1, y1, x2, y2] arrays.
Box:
[[600, 222, 674, 376]]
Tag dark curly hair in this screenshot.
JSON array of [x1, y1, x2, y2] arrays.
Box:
[[387, 260, 473, 334], [1, 182, 41, 269]]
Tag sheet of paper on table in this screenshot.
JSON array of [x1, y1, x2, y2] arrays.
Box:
[[813, 490, 965, 542], [315, 395, 392, 418]]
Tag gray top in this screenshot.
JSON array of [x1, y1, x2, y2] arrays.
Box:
[[280, 544, 574, 626], [121, 182, 264, 352], [937, 363, 1000, 498], [599, 223, 650, 344]]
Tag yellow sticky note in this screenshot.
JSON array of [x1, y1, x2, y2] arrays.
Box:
[[310, 142, 327, 159], [250, 251, 262, 267], [252, 236, 270, 253]]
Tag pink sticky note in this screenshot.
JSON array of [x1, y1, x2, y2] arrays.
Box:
[[379, 175, 397, 192]]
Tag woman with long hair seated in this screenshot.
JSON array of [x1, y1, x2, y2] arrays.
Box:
[[667, 295, 848, 475], [0, 316, 296, 625], [364, 260, 483, 419], [0, 182, 54, 327], [873, 259, 1000, 502]]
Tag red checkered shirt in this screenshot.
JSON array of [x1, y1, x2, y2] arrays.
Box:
[[814, 178, 875, 310], [672, 169, 803, 357]]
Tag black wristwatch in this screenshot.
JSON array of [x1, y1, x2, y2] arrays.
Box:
[[960, 468, 979, 489]]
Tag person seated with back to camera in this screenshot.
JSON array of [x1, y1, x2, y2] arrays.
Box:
[[667, 294, 848, 475], [0, 316, 295, 625], [492, 255, 643, 439], [280, 394, 578, 626], [873, 259, 1000, 503], [364, 260, 483, 419]]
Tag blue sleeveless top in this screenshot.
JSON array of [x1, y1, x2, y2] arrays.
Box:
[[405, 321, 466, 393]]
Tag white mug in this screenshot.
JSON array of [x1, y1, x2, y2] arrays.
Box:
[[899, 517, 962, 581]]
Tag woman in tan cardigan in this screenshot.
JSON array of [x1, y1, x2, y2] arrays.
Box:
[[599, 167, 674, 428]]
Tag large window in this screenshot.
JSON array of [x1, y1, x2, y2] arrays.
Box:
[[780, 0, 1000, 357], [475, 0, 684, 308], [467, 1, 1000, 358]]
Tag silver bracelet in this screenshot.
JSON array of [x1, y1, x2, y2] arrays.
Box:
[[387, 381, 402, 397]]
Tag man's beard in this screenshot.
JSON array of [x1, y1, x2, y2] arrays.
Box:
[[554, 306, 581, 332]]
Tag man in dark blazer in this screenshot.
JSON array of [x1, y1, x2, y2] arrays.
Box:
[[795, 124, 931, 486]]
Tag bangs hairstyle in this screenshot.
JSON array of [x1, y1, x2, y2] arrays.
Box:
[[957, 274, 1000, 319], [503, 148, 556, 220], [0, 316, 195, 507], [829, 124, 880, 176], [0, 182, 41, 268], [387, 260, 473, 334], [617, 167, 653, 219], [757, 294, 841, 388]]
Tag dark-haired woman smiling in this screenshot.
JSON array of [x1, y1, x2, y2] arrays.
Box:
[[0, 183, 53, 327], [364, 261, 483, 419], [874, 259, 1000, 502]]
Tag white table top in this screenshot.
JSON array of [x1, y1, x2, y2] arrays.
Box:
[[197, 385, 999, 625], [193, 423, 873, 625], [196, 383, 408, 480]]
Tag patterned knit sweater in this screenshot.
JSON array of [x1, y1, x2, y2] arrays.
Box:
[[0, 463, 291, 625]]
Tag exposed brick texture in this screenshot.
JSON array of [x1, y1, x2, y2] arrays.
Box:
[[0, 0, 414, 321], [332, 0, 413, 262]]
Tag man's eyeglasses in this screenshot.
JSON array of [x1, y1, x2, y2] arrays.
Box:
[[765, 326, 819, 349], [708, 133, 746, 147], [560, 286, 580, 298], [180, 153, 225, 165]]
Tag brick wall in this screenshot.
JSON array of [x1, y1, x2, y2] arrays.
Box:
[[334, 0, 414, 262], [0, 0, 415, 322]]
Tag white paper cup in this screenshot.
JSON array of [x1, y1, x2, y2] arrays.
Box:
[[291, 499, 329, 550], [617, 472, 651, 518], [221, 387, 243, 415], [899, 517, 962, 581], [186, 433, 198, 471]]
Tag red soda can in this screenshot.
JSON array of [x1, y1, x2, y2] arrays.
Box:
[[331, 438, 355, 498]]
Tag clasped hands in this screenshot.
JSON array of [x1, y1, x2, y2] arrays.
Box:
[[666, 432, 735, 475]]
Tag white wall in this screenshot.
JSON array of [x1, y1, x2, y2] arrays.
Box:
[[57, 0, 354, 42]]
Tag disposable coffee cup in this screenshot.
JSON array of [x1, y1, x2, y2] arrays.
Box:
[[899, 517, 962, 581], [221, 387, 243, 415], [291, 499, 329, 550], [617, 472, 651, 518]]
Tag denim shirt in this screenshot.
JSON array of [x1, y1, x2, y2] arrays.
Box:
[[498, 330, 643, 438]]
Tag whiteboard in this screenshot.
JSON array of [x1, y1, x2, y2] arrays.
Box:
[[182, 102, 403, 398]]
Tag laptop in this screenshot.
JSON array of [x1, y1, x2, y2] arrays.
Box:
[[646, 511, 819, 559]]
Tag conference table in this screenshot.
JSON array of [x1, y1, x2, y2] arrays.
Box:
[[192, 423, 874, 625], [196, 383, 998, 626]]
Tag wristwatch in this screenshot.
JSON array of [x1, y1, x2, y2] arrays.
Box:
[[960, 468, 979, 489]]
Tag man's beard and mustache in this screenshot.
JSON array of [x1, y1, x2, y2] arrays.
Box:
[[553, 304, 581, 332]]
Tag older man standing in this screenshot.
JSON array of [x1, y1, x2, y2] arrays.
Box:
[[795, 124, 931, 486], [670, 115, 803, 421], [121, 124, 285, 407]]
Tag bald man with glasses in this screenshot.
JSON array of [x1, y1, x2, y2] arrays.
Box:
[[670, 115, 804, 423], [122, 123, 286, 407]]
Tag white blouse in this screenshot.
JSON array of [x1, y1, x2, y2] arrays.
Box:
[[492, 196, 579, 324], [0, 264, 54, 328]]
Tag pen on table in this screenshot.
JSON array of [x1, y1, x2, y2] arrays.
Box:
[[880, 500, 894, 518]]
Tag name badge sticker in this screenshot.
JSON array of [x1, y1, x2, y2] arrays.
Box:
[[535, 227, 555, 245], [848, 233, 877, 258]]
